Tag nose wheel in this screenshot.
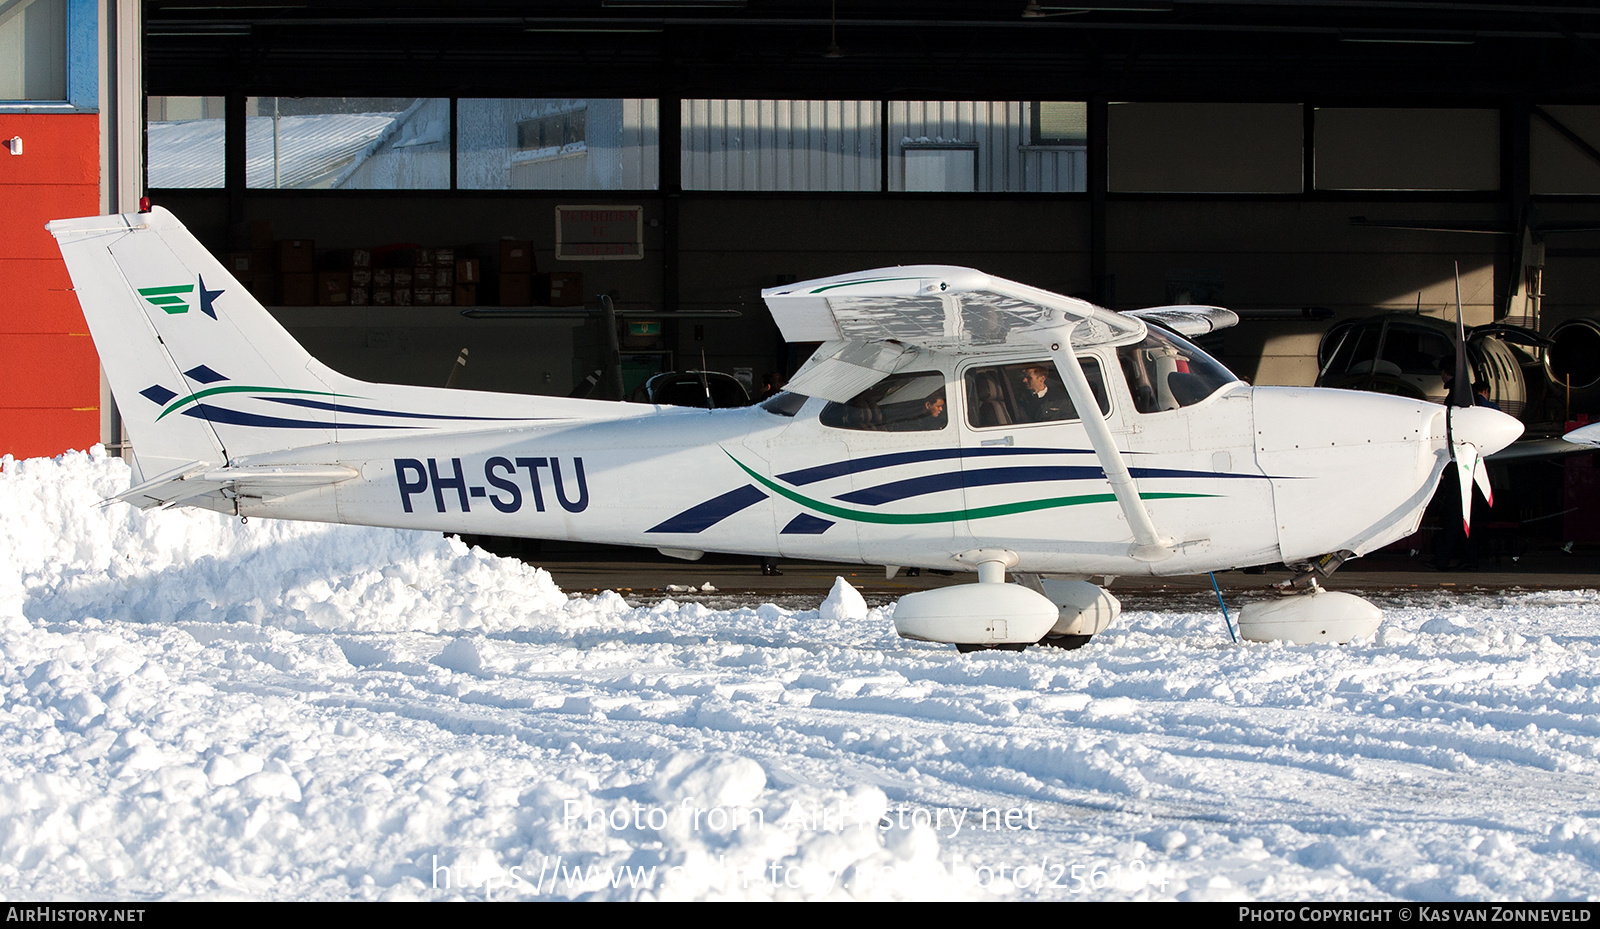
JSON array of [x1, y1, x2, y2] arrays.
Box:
[[1239, 550, 1381, 644], [1274, 549, 1354, 592]]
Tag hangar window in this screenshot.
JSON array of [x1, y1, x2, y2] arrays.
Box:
[[890, 101, 1086, 193], [245, 97, 450, 189], [1531, 105, 1600, 195], [460, 99, 659, 190], [517, 108, 586, 153], [1031, 101, 1088, 146], [1314, 108, 1499, 191], [681, 99, 881, 191], [147, 96, 226, 188], [1108, 102, 1302, 193], [0, 0, 66, 101]]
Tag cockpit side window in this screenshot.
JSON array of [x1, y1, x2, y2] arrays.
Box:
[[963, 358, 1110, 428], [819, 371, 948, 432], [1117, 326, 1239, 413]]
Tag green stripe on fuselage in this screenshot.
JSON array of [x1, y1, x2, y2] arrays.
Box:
[[723, 450, 1213, 525], [156, 385, 346, 421]]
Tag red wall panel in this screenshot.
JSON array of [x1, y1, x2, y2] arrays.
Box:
[[0, 113, 102, 459], [0, 114, 99, 185], [0, 259, 84, 333], [0, 409, 99, 460], [3, 334, 99, 406]]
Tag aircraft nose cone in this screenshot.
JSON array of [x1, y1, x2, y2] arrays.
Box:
[[1451, 405, 1524, 456], [1565, 422, 1600, 449]]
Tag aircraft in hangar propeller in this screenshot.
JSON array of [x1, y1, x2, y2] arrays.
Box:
[[48, 207, 1525, 650]]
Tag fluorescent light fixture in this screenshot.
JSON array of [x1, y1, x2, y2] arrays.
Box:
[[524, 25, 665, 33], [1025, 1, 1172, 15], [600, 1, 745, 7], [146, 25, 252, 35], [1339, 30, 1475, 45]]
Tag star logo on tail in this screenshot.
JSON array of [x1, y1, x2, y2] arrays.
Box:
[[198, 275, 223, 319]]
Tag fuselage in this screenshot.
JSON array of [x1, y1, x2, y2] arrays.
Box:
[[50, 208, 1523, 583], [219, 345, 1464, 578]]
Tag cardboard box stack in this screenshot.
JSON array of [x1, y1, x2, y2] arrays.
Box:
[[278, 238, 316, 306], [455, 256, 480, 307], [499, 238, 533, 306], [222, 223, 586, 310], [228, 220, 278, 305]]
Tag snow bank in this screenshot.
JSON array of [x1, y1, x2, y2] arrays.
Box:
[[8, 449, 1600, 901], [0, 450, 951, 900]]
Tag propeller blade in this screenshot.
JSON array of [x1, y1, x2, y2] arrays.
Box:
[[1450, 262, 1473, 409], [1472, 456, 1493, 509], [1454, 439, 1480, 537]]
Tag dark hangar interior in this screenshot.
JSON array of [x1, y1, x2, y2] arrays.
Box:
[[139, 0, 1600, 550]]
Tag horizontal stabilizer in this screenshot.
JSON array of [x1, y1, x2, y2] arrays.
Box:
[[112, 462, 360, 509]]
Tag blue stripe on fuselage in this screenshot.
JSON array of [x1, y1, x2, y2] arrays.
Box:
[[775, 446, 1100, 486], [835, 464, 1264, 506]]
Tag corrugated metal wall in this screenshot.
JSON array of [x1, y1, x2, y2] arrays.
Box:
[[681, 99, 880, 191], [889, 101, 1084, 193], [680, 99, 1084, 192]]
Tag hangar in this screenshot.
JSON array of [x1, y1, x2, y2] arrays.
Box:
[[4, 0, 1599, 542]]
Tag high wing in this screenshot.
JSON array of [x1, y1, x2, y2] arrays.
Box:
[[762, 266, 1144, 350], [763, 266, 1146, 402], [763, 266, 1181, 561], [1123, 305, 1240, 337]]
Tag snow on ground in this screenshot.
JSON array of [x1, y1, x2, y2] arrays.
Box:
[[5, 448, 1600, 901]]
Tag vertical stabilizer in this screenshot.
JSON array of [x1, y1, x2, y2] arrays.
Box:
[[49, 208, 338, 475]]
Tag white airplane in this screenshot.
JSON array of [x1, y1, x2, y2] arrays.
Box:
[[48, 207, 1525, 650]]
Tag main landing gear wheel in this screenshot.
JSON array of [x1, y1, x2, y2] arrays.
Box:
[[955, 642, 1029, 653], [1037, 634, 1093, 650]]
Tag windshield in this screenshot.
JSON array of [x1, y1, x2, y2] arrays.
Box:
[[758, 390, 809, 417], [1117, 326, 1238, 413]]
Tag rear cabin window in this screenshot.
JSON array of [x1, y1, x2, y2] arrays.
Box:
[[820, 371, 948, 432], [963, 358, 1109, 428]]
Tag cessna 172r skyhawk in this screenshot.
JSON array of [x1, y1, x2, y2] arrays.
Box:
[[48, 207, 1525, 650]]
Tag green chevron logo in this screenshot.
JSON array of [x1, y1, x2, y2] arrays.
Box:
[[138, 284, 195, 315]]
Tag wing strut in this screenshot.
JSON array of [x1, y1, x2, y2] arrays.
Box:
[[1037, 324, 1175, 562]]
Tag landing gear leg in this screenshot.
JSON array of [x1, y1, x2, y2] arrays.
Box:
[[1274, 549, 1354, 593]]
